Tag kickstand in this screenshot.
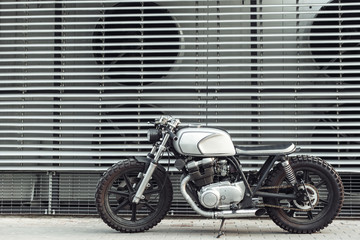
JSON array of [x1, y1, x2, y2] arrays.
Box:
[[216, 219, 226, 238]]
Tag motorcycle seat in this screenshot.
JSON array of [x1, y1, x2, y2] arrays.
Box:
[[235, 143, 297, 156]]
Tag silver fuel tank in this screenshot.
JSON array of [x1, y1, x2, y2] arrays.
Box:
[[173, 127, 236, 157]]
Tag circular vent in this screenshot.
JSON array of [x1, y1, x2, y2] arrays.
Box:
[[93, 2, 182, 85], [311, 104, 360, 163], [310, 0, 360, 81]]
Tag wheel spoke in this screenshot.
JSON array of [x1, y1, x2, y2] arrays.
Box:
[[315, 179, 326, 189], [131, 203, 137, 222], [304, 170, 311, 183], [307, 210, 314, 220], [143, 201, 157, 213], [123, 174, 134, 192], [143, 188, 160, 195], [113, 199, 130, 214], [108, 188, 129, 197], [319, 198, 329, 205]]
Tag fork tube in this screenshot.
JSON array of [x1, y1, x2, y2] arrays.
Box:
[[132, 162, 157, 204], [132, 133, 170, 204], [153, 134, 170, 163]]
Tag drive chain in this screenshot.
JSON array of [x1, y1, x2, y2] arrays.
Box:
[[256, 185, 314, 212]]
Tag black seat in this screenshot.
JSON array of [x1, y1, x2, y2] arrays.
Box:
[[235, 143, 297, 156]]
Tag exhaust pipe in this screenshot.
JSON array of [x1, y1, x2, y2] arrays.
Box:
[[180, 175, 264, 219], [215, 208, 265, 219], [180, 175, 214, 218]]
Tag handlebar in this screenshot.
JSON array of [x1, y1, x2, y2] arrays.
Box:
[[153, 116, 181, 128], [151, 116, 180, 141]]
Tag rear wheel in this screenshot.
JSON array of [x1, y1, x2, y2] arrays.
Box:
[[95, 159, 173, 233], [263, 155, 344, 233]]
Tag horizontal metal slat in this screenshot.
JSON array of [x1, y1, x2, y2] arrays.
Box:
[[0, 2, 360, 174], [1, 106, 360, 113]]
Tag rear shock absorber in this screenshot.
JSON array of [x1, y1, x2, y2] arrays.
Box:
[[281, 159, 297, 185]]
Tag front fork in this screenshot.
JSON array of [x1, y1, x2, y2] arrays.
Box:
[[132, 133, 170, 204]]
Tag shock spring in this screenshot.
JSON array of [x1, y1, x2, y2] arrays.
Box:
[[281, 159, 297, 185]]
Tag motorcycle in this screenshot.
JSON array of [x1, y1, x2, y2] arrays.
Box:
[[95, 116, 344, 237]]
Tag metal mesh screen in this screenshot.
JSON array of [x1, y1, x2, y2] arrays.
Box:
[[0, 0, 360, 216], [0, 173, 49, 214]]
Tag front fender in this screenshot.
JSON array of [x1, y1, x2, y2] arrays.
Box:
[[133, 156, 167, 174], [132, 156, 173, 196]]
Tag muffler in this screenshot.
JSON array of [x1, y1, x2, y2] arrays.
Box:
[[215, 208, 265, 219]]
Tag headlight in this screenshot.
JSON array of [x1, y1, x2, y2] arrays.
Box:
[[147, 129, 161, 143]]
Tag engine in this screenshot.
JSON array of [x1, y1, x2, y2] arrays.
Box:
[[199, 181, 245, 210], [186, 157, 246, 210]]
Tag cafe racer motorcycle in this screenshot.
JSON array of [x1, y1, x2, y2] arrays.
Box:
[[95, 116, 344, 236]]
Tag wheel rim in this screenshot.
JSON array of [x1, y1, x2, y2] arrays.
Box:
[[104, 166, 165, 224], [292, 184, 319, 210], [276, 167, 333, 223]]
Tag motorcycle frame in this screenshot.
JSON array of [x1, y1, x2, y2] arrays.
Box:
[[245, 155, 298, 201], [133, 131, 298, 207]]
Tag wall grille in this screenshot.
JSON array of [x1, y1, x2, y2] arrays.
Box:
[[1, 0, 360, 216]]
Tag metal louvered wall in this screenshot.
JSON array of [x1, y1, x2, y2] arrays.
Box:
[[1, 0, 360, 216]]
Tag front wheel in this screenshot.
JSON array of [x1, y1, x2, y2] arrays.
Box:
[[95, 159, 173, 233], [263, 155, 344, 233]]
